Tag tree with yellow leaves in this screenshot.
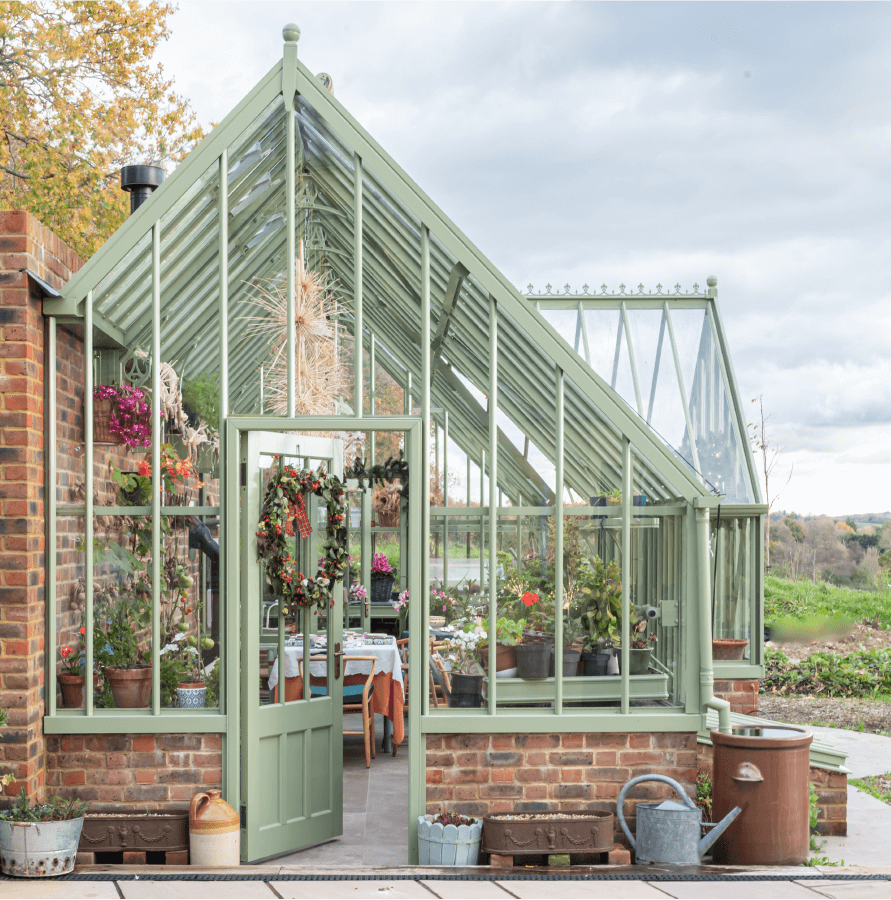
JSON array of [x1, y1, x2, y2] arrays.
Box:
[[0, 1, 203, 257]]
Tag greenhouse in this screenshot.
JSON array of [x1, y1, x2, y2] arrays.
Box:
[[5, 26, 806, 864]]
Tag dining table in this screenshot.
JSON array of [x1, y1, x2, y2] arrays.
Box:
[[268, 636, 405, 752]]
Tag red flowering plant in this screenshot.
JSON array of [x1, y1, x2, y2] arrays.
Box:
[[93, 384, 152, 448], [255, 461, 349, 613]]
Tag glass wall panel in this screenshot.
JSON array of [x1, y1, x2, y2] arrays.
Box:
[[711, 514, 759, 657]]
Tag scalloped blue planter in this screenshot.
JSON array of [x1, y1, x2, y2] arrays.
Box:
[[417, 815, 482, 865]]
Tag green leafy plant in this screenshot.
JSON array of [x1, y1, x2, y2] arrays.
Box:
[[181, 370, 219, 431], [0, 788, 88, 822], [763, 646, 891, 698], [695, 770, 713, 822], [577, 557, 622, 648]]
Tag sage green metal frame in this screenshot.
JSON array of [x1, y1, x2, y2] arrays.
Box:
[[42, 28, 770, 822]]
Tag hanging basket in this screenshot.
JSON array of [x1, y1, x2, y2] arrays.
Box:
[[93, 398, 118, 443], [375, 508, 400, 527]]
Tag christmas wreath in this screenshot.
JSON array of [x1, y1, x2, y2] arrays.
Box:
[[256, 460, 349, 611]]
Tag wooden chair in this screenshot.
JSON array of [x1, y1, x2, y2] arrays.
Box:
[[392, 638, 410, 757], [300, 655, 377, 768], [429, 641, 452, 707]]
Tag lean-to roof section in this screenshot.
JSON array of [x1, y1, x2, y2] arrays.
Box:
[[46, 40, 714, 505]]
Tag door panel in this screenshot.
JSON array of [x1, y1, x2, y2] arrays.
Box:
[[241, 431, 344, 862]]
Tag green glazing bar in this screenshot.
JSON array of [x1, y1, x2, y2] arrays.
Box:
[[361, 489, 371, 633], [664, 302, 702, 475], [354, 153, 363, 416], [621, 301, 644, 416], [369, 335, 376, 464], [286, 104, 296, 417], [487, 295, 497, 714], [152, 222, 162, 715], [516, 493, 523, 574], [84, 291, 94, 715], [405, 371, 411, 415], [442, 411, 449, 590], [421, 225, 431, 683], [479, 449, 485, 596], [406, 422, 424, 862], [621, 437, 631, 715], [46, 316, 57, 717], [220, 150, 236, 807], [466, 455, 471, 559], [554, 367, 564, 715]]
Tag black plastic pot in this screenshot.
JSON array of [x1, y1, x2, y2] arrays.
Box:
[[549, 647, 581, 677], [449, 672, 484, 708], [581, 648, 615, 676], [516, 642, 551, 679]]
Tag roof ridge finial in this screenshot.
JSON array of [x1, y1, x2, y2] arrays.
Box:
[[283, 23, 301, 43]]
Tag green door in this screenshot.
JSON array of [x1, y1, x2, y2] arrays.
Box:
[[240, 430, 344, 862]]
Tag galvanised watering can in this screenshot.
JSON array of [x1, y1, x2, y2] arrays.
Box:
[[617, 774, 741, 865]]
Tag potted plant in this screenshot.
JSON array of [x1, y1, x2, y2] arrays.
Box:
[[480, 616, 523, 676], [514, 591, 554, 678], [551, 615, 585, 677], [369, 551, 396, 603], [97, 590, 153, 708], [417, 809, 483, 865], [447, 626, 485, 708], [624, 616, 657, 675], [712, 637, 750, 660], [58, 637, 100, 709], [0, 788, 88, 877], [577, 557, 622, 676]]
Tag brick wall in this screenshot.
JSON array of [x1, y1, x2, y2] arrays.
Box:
[[0, 211, 82, 802], [426, 731, 698, 847], [46, 734, 221, 807], [697, 743, 846, 837], [713, 678, 759, 715]]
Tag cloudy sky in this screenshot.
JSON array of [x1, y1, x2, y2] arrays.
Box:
[[156, 2, 891, 516]]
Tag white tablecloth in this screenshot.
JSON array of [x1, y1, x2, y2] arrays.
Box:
[[268, 641, 404, 695]]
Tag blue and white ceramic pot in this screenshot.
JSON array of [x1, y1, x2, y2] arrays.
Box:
[[176, 682, 206, 709]]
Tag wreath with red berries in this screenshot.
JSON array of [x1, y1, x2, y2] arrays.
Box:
[[256, 462, 349, 612]]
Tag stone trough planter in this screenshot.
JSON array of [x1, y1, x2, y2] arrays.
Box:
[[482, 810, 614, 856], [79, 811, 189, 854]]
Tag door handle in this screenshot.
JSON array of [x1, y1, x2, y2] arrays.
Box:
[[333, 641, 344, 679]]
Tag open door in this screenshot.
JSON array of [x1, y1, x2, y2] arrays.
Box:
[[240, 431, 344, 862]]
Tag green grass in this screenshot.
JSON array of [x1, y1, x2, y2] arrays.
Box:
[[765, 575, 891, 630], [850, 775, 891, 807]]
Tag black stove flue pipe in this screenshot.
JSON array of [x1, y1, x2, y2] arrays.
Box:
[[121, 164, 165, 214]]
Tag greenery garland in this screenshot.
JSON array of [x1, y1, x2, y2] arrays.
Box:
[[345, 452, 409, 498], [256, 461, 349, 612]]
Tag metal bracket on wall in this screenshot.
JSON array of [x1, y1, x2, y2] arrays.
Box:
[[660, 599, 679, 627]]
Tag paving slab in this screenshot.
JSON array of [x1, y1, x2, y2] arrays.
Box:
[[117, 880, 278, 899], [493, 880, 674, 899], [652, 881, 829, 899], [821, 786, 891, 866], [804, 884, 891, 899], [0, 882, 119, 899], [419, 880, 516, 898], [268, 880, 435, 899], [808, 727, 891, 778]]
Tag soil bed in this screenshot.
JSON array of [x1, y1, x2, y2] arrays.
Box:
[[756, 694, 890, 736]]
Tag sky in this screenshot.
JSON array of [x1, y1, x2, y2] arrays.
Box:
[[155, 2, 891, 517]]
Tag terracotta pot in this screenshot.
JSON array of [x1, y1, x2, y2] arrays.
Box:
[[106, 665, 152, 708], [189, 789, 240, 866], [712, 638, 749, 661], [59, 673, 102, 709], [480, 643, 517, 674]]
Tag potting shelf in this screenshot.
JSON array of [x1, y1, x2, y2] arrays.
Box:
[[479, 671, 669, 704]]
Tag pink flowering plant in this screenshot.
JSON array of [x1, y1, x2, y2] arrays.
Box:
[[393, 589, 409, 611], [370, 551, 395, 581], [94, 384, 152, 448]]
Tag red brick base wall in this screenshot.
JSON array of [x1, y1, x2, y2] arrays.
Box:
[[426, 732, 698, 846], [46, 734, 222, 809], [697, 743, 846, 836], [713, 679, 759, 715]]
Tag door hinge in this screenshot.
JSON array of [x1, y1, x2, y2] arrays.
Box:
[[240, 462, 247, 487], [240, 805, 247, 829]]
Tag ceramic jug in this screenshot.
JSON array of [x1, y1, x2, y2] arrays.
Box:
[[189, 789, 240, 866]]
